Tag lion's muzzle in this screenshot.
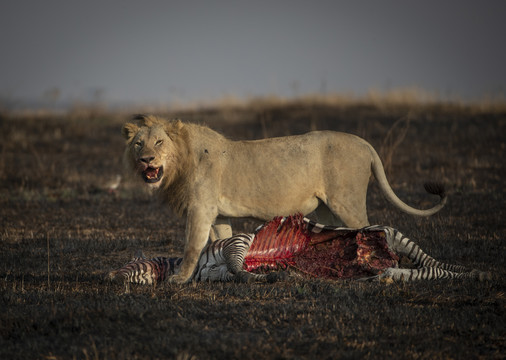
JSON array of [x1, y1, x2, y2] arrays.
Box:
[[141, 166, 163, 183], [142, 167, 163, 183], [137, 157, 164, 184]]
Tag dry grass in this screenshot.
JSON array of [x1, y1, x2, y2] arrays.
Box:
[[1, 100, 505, 359], [170, 89, 506, 115]]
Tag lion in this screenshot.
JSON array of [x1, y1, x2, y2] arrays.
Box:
[[122, 114, 446, 283]]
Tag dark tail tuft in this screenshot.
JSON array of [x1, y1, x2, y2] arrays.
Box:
[[424, 182, 446, 199]]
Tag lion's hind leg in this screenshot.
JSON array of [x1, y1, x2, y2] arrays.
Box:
[[323, 185, 370, 227], [324, 200, 370, 228], [314, 203, 345, 227]]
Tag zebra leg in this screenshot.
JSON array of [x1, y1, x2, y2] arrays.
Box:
[[233, 270, 269, 283], [380, 267, 491, 281], [222, 234, 254, 272], [383, 227, 470, 273], [221, 233, 272, 283], [216, 233, 291, 283]]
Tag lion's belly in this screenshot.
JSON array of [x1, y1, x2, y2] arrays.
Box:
[[217, 189, 321, 220]]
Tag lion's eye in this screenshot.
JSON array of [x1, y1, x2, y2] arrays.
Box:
[[134, 141, 143, 148], [155, 140, 163, 146]]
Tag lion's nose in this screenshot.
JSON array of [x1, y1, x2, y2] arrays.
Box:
[[140, 156, 155, 164]]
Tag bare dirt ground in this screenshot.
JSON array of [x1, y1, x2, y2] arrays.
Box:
[[1, 101, 505, 359]]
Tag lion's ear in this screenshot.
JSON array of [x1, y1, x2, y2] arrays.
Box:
[[165, 119, 184, 137], [122, 123, 140, 141]]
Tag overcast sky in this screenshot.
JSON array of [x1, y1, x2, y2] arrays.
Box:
[[1, 0, 505, 107]]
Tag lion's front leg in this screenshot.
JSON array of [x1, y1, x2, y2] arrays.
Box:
[[169, 207, 216, 284]]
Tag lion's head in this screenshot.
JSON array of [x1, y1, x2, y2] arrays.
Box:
[[122, 115, 188, 190]]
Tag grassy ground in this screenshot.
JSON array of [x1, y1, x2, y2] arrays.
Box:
[[1, 101, 505, 359]]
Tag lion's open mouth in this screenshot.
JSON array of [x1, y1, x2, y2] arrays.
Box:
[[142, 166, 164, 183]]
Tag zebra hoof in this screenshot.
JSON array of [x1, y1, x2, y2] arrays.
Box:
[[472, 270, 492, 282]]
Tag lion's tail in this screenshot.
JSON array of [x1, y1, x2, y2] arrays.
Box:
[[369, 144, 447, 217]]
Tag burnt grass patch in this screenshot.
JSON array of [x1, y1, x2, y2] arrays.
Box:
[[1, 103, 505, 359]]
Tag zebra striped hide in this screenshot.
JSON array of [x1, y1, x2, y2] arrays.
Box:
[[108, 214, 490, 284]]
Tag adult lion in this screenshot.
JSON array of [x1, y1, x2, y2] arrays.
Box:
[[122, 114, 446, 283]]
